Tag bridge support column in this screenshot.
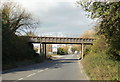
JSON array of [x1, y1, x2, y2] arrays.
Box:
[[42, 44, 44, 53], [44, 44, 46, 59], [40, 43, 42, 54], [42, 44, 47, 59], [81, 43, 84, 59]]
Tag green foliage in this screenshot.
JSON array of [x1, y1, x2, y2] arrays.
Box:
[[81, 51, 119, 80], [1, 2, 39, 36], [3, 36, 34, 63], [34, 55, 44, 63], [71, 47, 77, 53], [78, 1, 120, 59], [1, 1, 41, 70], [71, 45, 81, 53], [57, 47, 68, 55], [78, 1, 120, 80], [84, 46, 91, 55], [34, 47, 39, 53], [90, 35, 107, 53], [81, 35, 119, 80]]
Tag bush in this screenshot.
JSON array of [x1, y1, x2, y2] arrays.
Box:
[[82, 51, 119, 80], [34, 55, 44, 63], [57, 47, 68, 55], [82, 35, 120, 80], [2, 35, 37, 69], [106, 47, 120, 61]]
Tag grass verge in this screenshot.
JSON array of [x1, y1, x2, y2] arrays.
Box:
[[3, 55, 44, 70], [81, 52, 119, 80]]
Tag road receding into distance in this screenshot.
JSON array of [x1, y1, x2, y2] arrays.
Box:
[[2, 54, 89, 80]]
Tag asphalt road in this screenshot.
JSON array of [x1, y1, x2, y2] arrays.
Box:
[[2, 54, 89, 81]]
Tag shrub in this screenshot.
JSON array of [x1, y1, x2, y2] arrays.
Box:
[[57, 47, 68, 55]]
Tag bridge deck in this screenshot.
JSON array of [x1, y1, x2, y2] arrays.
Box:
[[28, 36, 94, 44]]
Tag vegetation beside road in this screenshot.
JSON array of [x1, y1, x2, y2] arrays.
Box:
[[81, 51, 119, 80], [57, 47, 68, 55], [71, 45, 81, 54], [81, 36, 119, 80], [77, 1, 120, 81], [1, 1, 43, 70]]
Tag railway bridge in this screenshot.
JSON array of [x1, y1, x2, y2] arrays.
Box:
[[28, 36, 94, 59]]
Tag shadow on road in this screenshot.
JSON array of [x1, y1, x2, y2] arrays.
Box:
[[2, 58, 79, 74]]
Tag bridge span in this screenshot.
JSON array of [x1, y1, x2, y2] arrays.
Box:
[[28, 36, 95, 59], [29, 36, 94, 44]]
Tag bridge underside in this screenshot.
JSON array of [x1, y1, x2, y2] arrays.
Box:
[[28, 36, 94, 60], [29, 42, 93, 45], [30, 42, 92, 60]]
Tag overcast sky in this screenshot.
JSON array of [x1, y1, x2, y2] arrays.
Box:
[[13, 0, 96, 36]]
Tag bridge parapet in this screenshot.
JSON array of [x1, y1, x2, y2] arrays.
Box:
[[28, 36, 94, 44]]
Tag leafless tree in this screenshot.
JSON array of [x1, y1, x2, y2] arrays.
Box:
[[1, 1, 39, 37]]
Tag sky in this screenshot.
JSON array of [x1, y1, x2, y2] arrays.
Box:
[[12, 0, 96, 37]]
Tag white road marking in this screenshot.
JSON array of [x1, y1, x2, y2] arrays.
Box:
[[53, 56, 63, 58], [18, 78, 23, 80], [45, 68, 48, 70], [26, 73, 36, 77], [37, 70, 44, 73]]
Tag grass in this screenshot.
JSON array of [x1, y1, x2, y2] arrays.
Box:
[[81, 51, 119, 80]]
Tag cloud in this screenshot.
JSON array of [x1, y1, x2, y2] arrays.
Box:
[[13, 0, 96, 35], [35, 2, 95, 34]]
